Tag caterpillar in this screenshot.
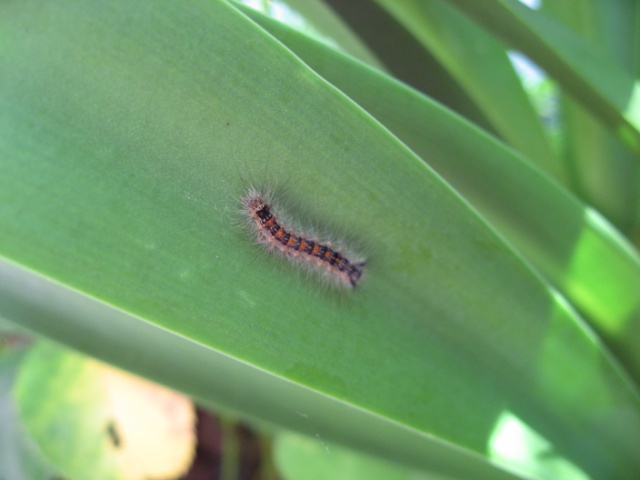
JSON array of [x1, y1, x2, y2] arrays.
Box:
[[241, 188, 365, 288]]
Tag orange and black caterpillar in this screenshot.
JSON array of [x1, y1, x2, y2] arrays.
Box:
[[242, 188, 365, 288]]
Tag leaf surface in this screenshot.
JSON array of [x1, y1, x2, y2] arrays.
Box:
[[1, 1, 639, 478]]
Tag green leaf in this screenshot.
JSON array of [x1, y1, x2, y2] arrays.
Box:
[[444, 0, 640, 159], [322, 0, 500, 136], [236, 1, 640, 401], [13, 341, 195, 480], [540, 0, 640, 233], [257, 0, 386, 70], [274, 431, 433, 480], [1, 259, 523, 480], [14, 342, 120, 479], [2, 1, 640, 478], [0, 349, 58, 480], [373, 0, 564, 182]]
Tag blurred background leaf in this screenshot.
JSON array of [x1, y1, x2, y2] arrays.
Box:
[[0, 347, 59, 480]]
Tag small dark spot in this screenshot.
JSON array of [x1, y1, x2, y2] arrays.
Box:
[[225, 121, 230, 126], [106, 420, 121, 448]]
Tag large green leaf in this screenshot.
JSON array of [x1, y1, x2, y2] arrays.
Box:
[[235, 1, 640, 398], [1, 0, 640, 478]]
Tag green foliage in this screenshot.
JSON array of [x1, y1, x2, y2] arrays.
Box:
[[1, 0, 639, 479]]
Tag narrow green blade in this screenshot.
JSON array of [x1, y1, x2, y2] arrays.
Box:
[[445, 0, 640, 158], [541, 0, 640, 233], [374, 0, 564, 182]]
